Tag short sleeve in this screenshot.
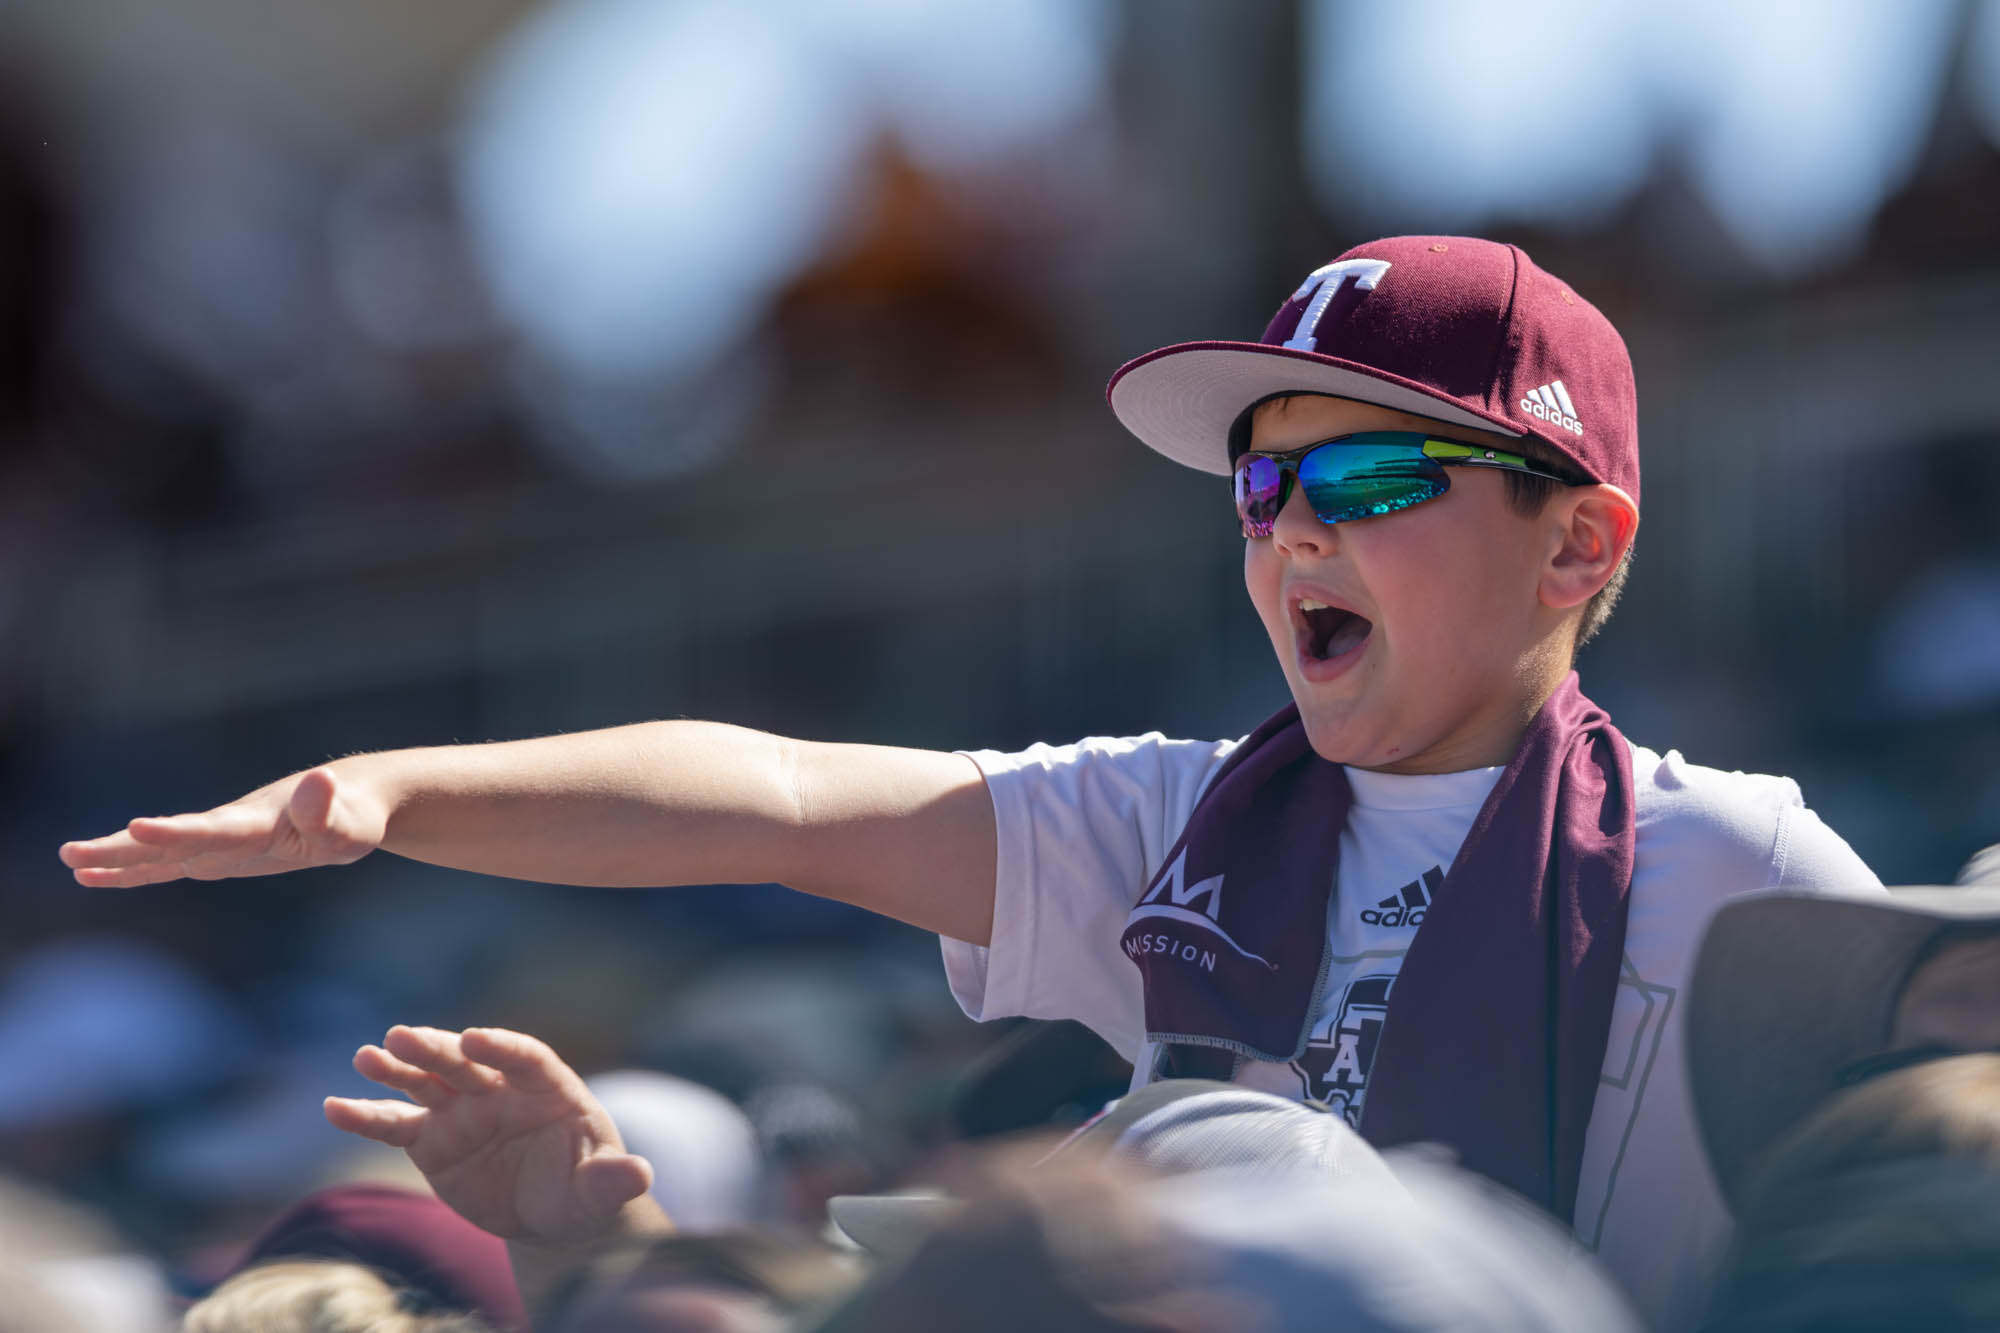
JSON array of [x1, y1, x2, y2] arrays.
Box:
[[941, 733, 1240, 1062], [1628, 747, 1885, 907], [1767, 799, 1883, 897]]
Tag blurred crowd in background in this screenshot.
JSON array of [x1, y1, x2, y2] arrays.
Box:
[[0, 0, 1998, 1327]]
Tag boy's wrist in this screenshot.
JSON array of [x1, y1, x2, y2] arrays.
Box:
[[516, 1192, 674, 1256], [506, 1194, 674, 1324], [323, 749, 414, 841]]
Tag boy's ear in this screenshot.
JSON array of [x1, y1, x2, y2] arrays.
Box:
[[1539, 485, 1638, 612]]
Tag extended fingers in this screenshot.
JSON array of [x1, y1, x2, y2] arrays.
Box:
[[355, 1043, 460, 1110], [457, 1027, 576, 1096], [324, 1096, 428, 1148], [61, 808, 267, 883], [58, 829, 163, 871], [69, 860, 198, 890], [382, 1025, 507, 1096]]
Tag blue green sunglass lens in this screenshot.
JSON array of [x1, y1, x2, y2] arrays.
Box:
[[1296, 445, 1448, 523], [1235, 455, 1287, 537]]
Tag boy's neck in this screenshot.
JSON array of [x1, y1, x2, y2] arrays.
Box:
[[1353, 653, 1574, 776]]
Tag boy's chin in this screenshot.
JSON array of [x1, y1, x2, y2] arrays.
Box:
[[1293, 708, 1386, 768], [1292, 695, 1443, 771]]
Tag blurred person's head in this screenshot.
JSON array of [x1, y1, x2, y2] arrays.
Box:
[[218, 1185, 524, 1331], [183, 1259, 497, 1333], [1690, 886, 2000, 1211], [1890, 930, 2000, 1053], [0, 1256, 91, 1333], [586, 1070, 768, 1231], [0, 1172, 174, 1333], [541, 1231, 858, 1333], [1701, 1055, 2000, 1332], [745, 1082, 883, 1230], [0, 937, 248, 1182], [824, 1084, 1638, 1332], [1105, 237, 1640, 771], [829, 1081, 1397, 1263], [814, 1141, 1640, 1333], [1735, 1054, 2000, 1193], [813, 1180, 1201, 1333]]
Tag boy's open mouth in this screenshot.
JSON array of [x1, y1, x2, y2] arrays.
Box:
[[1295, 597, 1373, 666]]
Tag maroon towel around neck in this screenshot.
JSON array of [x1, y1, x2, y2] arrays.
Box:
[[1117, 673, 1635, 1221]]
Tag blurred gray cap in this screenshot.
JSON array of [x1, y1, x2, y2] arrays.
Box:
[[589, 1069, 768, 1230], [831, 1083, 1642, 1333], [1145, 1153, 1642, 1333], [829, 1081, 1395, 1260]]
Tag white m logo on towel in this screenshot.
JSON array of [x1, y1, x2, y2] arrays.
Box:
[[1128, 851, 1276, 970], [1139, 849, 1225, 920]]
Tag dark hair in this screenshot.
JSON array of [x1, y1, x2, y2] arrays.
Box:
[[1228, 393, 1632, 650], [1497, 435, 1631, 649]]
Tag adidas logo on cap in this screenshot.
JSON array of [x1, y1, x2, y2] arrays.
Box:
[[1359, 866, 1443, 928], [1520, 380, 1584, 437]]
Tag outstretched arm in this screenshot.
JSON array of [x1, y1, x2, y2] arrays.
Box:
[[324, 1024, 670, 1321], [59, 721, 997, 944]]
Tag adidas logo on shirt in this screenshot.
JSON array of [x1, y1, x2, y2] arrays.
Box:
[[1359, 865, 1443, 928], [1519, 380, 1584, 436]]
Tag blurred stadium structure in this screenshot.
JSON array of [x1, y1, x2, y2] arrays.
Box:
[[0, 0, 1996, 1268]]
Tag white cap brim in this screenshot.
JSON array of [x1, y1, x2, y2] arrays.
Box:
[[826, 1192, 959, 1262], [1107, 342, 1521, 476]]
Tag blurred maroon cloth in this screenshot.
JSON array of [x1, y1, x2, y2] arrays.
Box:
[[233, 1183, 527, 1330]]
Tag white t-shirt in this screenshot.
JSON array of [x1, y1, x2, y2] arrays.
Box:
[[941, 733, 1884, 1333]]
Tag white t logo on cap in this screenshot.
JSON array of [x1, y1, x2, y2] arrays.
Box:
[[1282, 258, 1393, 352]]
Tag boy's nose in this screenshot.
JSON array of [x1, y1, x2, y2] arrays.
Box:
[[1271, 480, 1339, 558]]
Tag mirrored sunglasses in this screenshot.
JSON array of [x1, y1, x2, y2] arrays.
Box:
[[1233, 431, 1576, 538]]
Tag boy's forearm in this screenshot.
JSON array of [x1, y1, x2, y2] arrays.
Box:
[[330, 720, 997, 944], [337, 721, 806, 887]]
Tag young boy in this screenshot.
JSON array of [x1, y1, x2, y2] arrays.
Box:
[[63, 236, 1881, 1329]]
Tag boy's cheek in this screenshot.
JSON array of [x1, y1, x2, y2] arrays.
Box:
[[1241, 544, 1281, 623]]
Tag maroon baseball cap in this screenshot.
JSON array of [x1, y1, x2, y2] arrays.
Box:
[[227, 1184, 528, 1330], [1106, 236, 1640, 507]]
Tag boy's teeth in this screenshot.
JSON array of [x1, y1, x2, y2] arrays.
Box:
[[1299, 598, 1330, 612]]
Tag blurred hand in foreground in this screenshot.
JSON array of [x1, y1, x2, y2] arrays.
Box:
[[59, 766, 386, 888], [324, 1024, 663, 1246]]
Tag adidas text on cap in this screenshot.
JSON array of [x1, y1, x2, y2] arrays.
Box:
[[1106, 236, 1640, 507]]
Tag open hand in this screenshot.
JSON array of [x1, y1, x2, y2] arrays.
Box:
[[59, 766, 386, 888], [324, 1025, 655, 1244]]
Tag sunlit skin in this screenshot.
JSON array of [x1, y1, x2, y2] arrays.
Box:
[[1242, 395, 1638, 774]]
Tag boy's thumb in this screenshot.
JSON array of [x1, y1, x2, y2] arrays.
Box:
[[578, 1152, 655, 1218], [290, 767, 339, 834]]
